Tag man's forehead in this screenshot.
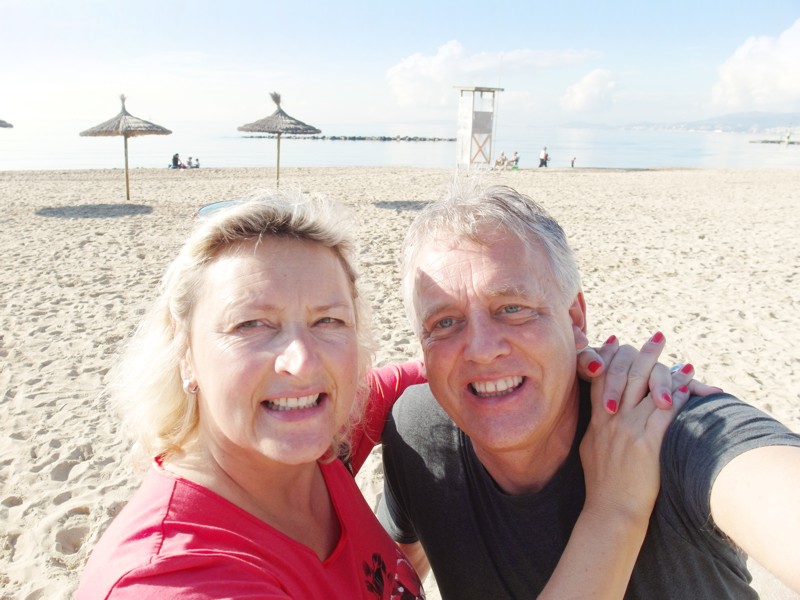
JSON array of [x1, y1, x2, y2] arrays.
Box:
[[413, 236, 552, 296]]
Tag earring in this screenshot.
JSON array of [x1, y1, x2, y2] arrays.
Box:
[[182, 379, 199, 395]]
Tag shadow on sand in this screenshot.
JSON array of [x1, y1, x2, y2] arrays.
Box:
[[373, 200, 429, 212], [35, 204, 153, 219]]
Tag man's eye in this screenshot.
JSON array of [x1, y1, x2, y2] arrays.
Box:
[[316, 316, 344, 326], [501, 305, 522, 314], [237, 320, 263, 330], [436, 317, 455, 329]]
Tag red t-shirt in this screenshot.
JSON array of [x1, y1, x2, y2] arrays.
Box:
[[76, 361, 427, 599]]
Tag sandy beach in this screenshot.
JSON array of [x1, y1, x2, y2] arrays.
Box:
[[1, 166, 798, 599]]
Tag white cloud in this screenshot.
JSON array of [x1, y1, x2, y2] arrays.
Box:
[[560, 69, 617, 112], [711, 18, 800, 112], [385, 40, 599, 109]]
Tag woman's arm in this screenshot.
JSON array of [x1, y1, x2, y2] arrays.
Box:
[[349, 360, 426, 473]]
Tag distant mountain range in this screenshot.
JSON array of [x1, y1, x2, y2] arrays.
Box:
[[566, 112, 800, 135]]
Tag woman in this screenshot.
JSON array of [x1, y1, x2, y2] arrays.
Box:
[[77, 192, 696, 598]]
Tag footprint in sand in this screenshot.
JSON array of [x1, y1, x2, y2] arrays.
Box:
[[53, 506, 92, 558], [51, 460, 79, 482], [53, 491, 72, 505], [2, 495, 23, 508]]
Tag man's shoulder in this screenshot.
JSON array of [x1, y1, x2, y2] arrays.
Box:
[[670, 392, 797, 441], [393, 382, 446, 420], [660, 392, 800, 493], [388, 383, 458, 444]]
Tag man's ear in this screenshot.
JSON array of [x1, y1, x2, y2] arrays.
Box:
[[569, 291, 589, 350]]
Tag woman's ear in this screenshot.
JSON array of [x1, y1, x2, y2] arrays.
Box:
[[175, 320, 194, 382], [179, 352, 193, 383]]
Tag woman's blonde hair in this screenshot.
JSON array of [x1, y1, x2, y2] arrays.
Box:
[[111, 190, 374, 468]]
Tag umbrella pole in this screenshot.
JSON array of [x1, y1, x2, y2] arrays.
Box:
[[123, 135, 131, 201], [276, 133, 282, 188]]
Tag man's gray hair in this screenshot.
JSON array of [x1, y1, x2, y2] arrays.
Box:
[[401, 184, 581, 335]]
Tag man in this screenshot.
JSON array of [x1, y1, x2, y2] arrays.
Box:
[[378, 185, 800, 598], [504, 151, 520, 170]]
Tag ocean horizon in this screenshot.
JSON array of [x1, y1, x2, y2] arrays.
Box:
[[1, 122, 798, 171]]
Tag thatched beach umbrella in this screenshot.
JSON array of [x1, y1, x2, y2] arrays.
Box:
[[0, 119, 12, 128], [80, 94, 172, 200], [238, 92, 321, 187]]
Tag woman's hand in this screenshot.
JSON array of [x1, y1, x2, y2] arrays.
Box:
[[576, 333, 713, 414], [579, 332, 691, 524]]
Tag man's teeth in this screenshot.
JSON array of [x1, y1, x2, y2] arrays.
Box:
[[471, 377, 523, 397], [264, 394, 320, 411]]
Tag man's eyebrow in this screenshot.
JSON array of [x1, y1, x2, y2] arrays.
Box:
[[486, 283, 536, 299], [419, 301, 453, 325]]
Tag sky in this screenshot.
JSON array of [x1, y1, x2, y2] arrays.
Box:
[[2, 0, 799, 137]]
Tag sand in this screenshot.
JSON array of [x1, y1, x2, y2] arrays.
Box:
[[0, 166, 798, 599]]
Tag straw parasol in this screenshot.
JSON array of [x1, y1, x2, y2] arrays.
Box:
[[80, 94, 172, 200], [0, 119, 12, 128], [238, 92, 321, 187]]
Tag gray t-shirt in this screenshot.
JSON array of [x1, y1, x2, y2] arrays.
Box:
[[378, 384, 800, 599]]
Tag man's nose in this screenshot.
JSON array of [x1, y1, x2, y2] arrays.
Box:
[[462, 314, 511, 364]]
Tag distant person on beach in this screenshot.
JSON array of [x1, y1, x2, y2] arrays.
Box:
[[77, 190, 702, 599], [493, 151, 507, 170], [377, 184, 800, 599], [539, 146, 549, 167], [193, 157, 200, 169], [571, 156, 576, 167], [171, 153, 186, 169], [186, 157, 194, 168], [505, 151, 520, 170]]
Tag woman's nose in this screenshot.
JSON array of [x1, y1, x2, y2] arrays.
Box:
[[274, 328, 322, 375]]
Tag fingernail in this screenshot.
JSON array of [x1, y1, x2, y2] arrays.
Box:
[[606, 399, 618, 414], [711, 386, 724, 393], [650, 331, 664, 344], [662, 392, 673, 406], [588, 360, 602, 374], [604, 335, 617, 345], [681, 363, 694, 374], [679, 385, 689, 393]]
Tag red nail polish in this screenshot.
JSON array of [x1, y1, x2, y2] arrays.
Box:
[[662, 392, 673, 406], [679, 385, 689, 393], [604, 335, 617, 345], [681, 363, 694, 374], [588, 360, 602, 374], [606, 399, 618, 414], [650, 331, 664, 344]]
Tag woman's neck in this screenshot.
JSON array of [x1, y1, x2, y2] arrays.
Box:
[[165, 445, 341, 560]]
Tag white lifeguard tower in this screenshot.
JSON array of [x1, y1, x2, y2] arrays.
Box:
[[455, 86, 504, 167]]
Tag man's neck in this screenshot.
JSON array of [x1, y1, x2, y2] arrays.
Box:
[[472, 383, 581, 496]]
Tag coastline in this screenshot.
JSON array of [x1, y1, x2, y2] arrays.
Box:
[[0, 166, 798, 598]]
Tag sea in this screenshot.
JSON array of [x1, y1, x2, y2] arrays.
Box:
[[1, 121, 798, 171]]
